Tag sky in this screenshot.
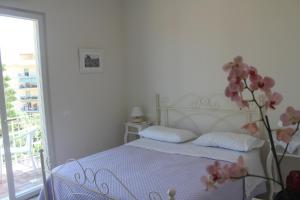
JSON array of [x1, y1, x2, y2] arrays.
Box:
[[0, 16, 36, 65]]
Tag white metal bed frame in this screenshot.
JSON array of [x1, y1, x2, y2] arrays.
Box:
[[40, 93, 274, 200]]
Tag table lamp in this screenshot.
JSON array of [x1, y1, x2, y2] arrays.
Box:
[[131, 106, 144, 123]]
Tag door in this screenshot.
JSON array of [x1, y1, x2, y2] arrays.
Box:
[[0, 7, 53, 200]]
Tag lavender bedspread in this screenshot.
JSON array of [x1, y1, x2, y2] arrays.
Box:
[[39, 145, 264, 200]]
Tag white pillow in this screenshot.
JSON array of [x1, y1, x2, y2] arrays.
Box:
[[192, 132, 265, 152], [139, 126, 197, 143]]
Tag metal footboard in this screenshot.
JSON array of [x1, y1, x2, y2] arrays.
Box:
[[39, 149, 176, 200]]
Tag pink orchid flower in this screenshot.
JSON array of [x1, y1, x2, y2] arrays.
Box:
[[233, 56, 243, 64], [225, 85, 242, 102], [223, 56, 249, 73], [250, 76, 275, 93], [248, 66, 260, 83], [205, 161, 229, 185], [259, 76, 275, 92], [225, 85, 249, 109], [207, 161, 222, 182], [225, 86, 239, 100], [223, 62, 235, 72], [227, 70, 245, 84], [201, 176, 217, 191], [276, 128, 294, 143], [242, 122, 259, 136], [280, 106, 300, 126], [235, 98, 249, 108], [227, 156, 248, 178], [203, 156, 248, 190], [227, 65, 248, 85], [202, 163, 223, 190], [249, 74, 262, 91], [266, 92, 283, 110], [228, 80, 244, 93]]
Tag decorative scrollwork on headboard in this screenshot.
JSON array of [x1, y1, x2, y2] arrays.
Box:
[[156, 94, 262, 135], [157, 94, 258, 112], [188, 96, 220, 110]]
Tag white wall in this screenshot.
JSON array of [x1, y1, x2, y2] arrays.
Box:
[[0, 0, 126, 164], [125, 0, 300, 128]]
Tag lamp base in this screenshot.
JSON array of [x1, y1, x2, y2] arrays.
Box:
[[131, 117, 145, 123]]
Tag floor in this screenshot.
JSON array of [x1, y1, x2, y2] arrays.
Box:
[[0, 158, 42, 200]]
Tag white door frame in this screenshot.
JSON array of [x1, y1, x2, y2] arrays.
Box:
[[0, 51, 16, 200], [0, 6, 55, 199]]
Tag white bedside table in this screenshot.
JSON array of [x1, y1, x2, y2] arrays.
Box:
[[124, 121, 153, 143]]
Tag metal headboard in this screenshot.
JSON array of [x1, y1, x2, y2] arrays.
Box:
[[156, 94, 264, 135]]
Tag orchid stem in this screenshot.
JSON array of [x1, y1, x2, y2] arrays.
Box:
[[243, 79, 284, 190], [265, 116, 285, 190], [279, 143, 290, 164], [243, 80, 267, 127], [231, 174, 281, 186]]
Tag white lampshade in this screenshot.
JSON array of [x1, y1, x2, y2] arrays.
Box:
[[131, 106, 144, 117]]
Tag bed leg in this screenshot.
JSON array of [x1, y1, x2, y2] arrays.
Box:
[[167, 188, 176, 200], [40, 149, 49, 200], [156, 94, 161, 125]]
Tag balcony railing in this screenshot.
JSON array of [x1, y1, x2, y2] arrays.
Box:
[[6, 114, 42, 156], [20, 96, 38, 100], [19, 83, 38, 89], [21, 107, 39, 112], [18, 74, 37, 84], [0, 114, 43, 197], [1, 114, 42, 166]]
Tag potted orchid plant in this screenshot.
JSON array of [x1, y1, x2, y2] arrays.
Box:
[[201, 56, 300, 200]]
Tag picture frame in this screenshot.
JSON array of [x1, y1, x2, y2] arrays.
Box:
[[79, 48, 104, 73]]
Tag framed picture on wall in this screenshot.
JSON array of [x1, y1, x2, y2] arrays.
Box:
[[79, 48, 104, 73]]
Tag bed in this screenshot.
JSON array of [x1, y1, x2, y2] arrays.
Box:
[[39, 94, 267, 200]]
